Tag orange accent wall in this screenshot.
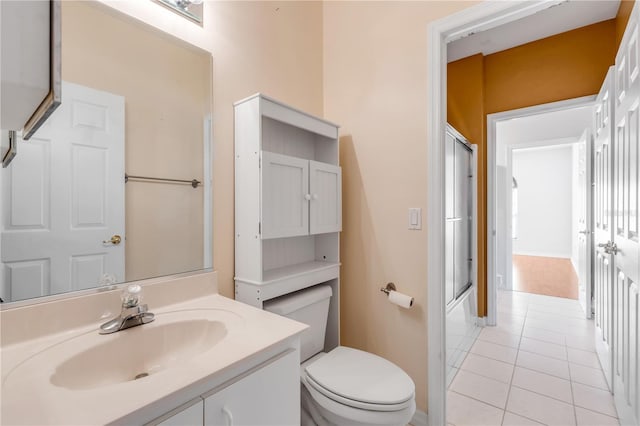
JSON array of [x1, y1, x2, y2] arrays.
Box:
[[617, 1, 635, 49], [484, 20, 615, 115], [447, 18, 621, 316]]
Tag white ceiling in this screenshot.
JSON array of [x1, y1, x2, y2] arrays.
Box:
[[447, 0, 621, 63]]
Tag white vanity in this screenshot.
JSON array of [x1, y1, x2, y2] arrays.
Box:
[[0, 272, 307, 425]]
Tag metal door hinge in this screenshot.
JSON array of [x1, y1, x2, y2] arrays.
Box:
[[258, 222, 261, 234]]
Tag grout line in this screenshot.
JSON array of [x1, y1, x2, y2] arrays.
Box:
[[447, 389, 507, 412], [503, 409, 546, 426]]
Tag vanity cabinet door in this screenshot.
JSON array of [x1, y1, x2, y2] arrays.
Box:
[[204, 349, 299, 426], [309, 161, 342, 235], [150, 398, 204, 426], [261, 151, 309, 239]]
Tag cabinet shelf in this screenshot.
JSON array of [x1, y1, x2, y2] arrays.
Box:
[[263, 260, 340, 284]]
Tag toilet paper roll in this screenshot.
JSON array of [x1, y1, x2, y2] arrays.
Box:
[[388, 290, 414, 309]]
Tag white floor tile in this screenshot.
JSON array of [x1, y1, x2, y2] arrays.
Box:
[[506, 386, 576, 426], [450, 369, 510, 409], [511, 366, 573, 403], [502, 412, 544, 426], [520, 337, 567, 360], [566, 333, 597, 351], [471, 340, 518, 364], [516, 350, 570, 379], [575, 406, 620, 426], [447, 391, 505, 426], [568, 347, 601, 369], [572, 382, 618, 418], [460, 353, 515, 384], [525, 317, 570, 334], [479, 327, 521, 349], [569, 362, 609, 390], [522, 325, 566, 345]]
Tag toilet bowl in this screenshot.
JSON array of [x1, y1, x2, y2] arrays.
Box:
[[300, 348, 415, 426], [264, 285, 416, 426]]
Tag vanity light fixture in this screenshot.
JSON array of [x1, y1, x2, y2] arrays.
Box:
[[154, 0, 203, 24]]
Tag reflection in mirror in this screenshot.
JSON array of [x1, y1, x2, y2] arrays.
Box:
[[0, 1, 212, 304]]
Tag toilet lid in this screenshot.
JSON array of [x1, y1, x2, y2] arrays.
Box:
[[304, 346, 415, 407]]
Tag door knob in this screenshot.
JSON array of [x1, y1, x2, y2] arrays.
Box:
[[598, 241, 619, 255], [103, 235, 122, 245]]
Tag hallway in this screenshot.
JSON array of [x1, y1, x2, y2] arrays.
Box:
[[447, 290, 619, 425], [512, 255, 579, 300]]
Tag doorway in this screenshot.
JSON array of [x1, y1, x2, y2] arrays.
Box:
[[427, 2, 632, 425], [492, 102, 594, 307]]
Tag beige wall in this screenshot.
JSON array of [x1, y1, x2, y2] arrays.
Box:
[[208, 1, 325, 297], [91, 0, 324, 292], [62, 2, 209, 281], [323, 1, 476, 411]]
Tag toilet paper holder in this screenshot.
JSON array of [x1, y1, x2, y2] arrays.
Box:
[[380, 282, 397, 294]]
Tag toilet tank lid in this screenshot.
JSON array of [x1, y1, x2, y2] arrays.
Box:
[[264, 285, 332, 315]]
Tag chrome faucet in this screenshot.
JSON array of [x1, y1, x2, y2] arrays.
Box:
[[99, 284, 155, 334]]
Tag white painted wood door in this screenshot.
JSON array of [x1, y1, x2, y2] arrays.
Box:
[[204, 350, 299, 425], [261, 151, 309, 240], [1, 81, 125, 302], [577, 128, 593, 319], [613, 6, 640, 422], [309, 160, 341, 235], [594, 66, 616, 391]]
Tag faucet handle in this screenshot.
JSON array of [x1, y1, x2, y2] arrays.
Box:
[[122, 284, 142, 308]]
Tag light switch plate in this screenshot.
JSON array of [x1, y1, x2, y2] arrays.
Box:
[[408, 208, 422, 230]]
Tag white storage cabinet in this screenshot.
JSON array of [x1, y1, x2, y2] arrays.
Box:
[[234, 94, 341, 353], [148, 348, 299, 426]]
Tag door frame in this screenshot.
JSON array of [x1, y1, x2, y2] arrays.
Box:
[[427, 1, 583, 424], [486, 97, 595, 324]]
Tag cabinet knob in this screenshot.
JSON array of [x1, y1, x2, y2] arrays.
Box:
[[304, 194, 312, 201], [222, 406, 234, 425]]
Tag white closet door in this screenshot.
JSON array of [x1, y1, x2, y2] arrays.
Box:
[[309, 160, 341, 235], [613, 6, 640, 424], [1, 81, 125, 301], [593, 66, 615, 391], [577, 129, 593, 319], [261, 151, 309, 239]]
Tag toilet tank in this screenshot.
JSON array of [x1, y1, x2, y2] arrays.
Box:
[[264, 285, 332, 362]]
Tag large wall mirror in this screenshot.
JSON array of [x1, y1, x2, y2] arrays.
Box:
[[0, 1, 213, 304]]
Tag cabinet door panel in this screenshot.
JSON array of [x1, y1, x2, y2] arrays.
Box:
[[309, 161, 342, 235], [204, 350, 299, 426], [151, 398, 204, 426], [261, 152, 309, 239]]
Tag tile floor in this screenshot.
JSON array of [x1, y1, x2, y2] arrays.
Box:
[[447, 290, 619, 426]]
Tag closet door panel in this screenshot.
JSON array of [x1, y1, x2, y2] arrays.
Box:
[[261, 151, 309, 239], [309, 161, 341, 235]]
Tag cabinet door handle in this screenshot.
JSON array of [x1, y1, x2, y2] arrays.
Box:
[[222, 406, 233, 425], [304, 194, 312, 201]]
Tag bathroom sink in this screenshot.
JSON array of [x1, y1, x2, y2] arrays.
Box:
[[4, 309, 243, 391]]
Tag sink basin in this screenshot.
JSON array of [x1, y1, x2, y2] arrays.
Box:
[[51, 317, 227, 390], [3, 309, 243, 392]]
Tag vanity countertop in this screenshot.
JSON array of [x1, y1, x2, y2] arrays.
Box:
[[0, 288, 307, 425]]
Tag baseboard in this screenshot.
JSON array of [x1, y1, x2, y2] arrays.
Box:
[[411, 409, 428, 426], [512, 250, 571, 259], [476, 316, 487, 327]]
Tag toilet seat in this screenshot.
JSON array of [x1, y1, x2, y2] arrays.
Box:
[[302, 375, 416, 426], [300, 346, 415, 425], [303, 346, 415, 411]]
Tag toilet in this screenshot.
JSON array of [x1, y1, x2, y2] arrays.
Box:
[[264, 285, 416, 426]]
